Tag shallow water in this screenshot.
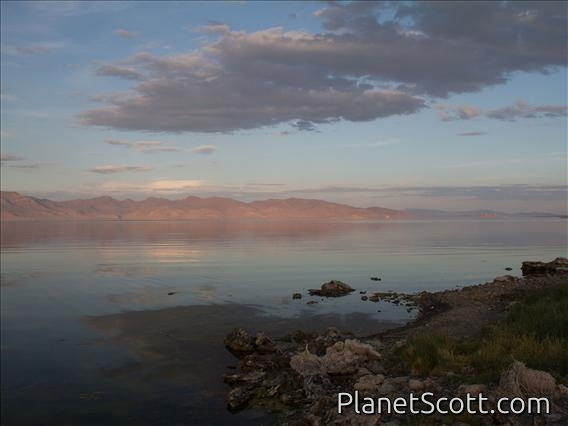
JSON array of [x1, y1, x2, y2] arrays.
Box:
[[1, 219, 566, 425]]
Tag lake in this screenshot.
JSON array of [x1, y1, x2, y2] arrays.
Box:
[[1, 219, 566, 425]]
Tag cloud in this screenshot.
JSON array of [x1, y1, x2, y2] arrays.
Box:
[[1, 154, 24, 162], [439, 158, 525, 169], [80, 2, 566, 133], [386, 185, 568, 202], [103, 139, 180, 153], [1, 154, 46, 169], [24, 1, 131, 17], [0, 130, 14, 140], [191, 145, 217, 154], [3, 163, 41, 169], [279, 184, 568, 202], [458, 132, 486, 137], [95, 64, 144, 80], [1, 92, 18, 101], [435, 104, 481, 121], [2, 41, 64, 56], [486, 101, 568, 121], [437, 101, 568, 121], [147, 179, 202, 191], [246, 183, 285, 187], [89, 165, 154, 174], [291, 120, 319, 132], [97, 179, 203, 193], [104, 139, 131, 147], [113, 28, 140, 39], [341, 139, 399, 148]]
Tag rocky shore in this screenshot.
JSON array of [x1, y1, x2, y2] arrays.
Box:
[[223, 258, 568, 425]]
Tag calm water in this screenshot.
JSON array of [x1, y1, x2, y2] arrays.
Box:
[[1, 219, 566, 425]]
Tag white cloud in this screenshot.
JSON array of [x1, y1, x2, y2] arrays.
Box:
[[104, 139, 180, 153], [1, 154, 24, 161], [113, 28, 140, 39], [1, 41, 64, 56], [191, 145, 217, 154], [89, 165, 154, 174], [96, 179, 204, 193]]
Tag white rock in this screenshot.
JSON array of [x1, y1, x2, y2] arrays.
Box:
[[408, 379, 425, 391]]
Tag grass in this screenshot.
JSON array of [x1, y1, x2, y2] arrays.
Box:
[[387, 281, 568, 384]]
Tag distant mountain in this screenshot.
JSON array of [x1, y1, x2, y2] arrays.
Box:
[[0, 191, 407, 221], [404, 208, 565, 219]]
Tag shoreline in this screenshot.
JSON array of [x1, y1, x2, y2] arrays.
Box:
[[223, 258, 568, 425]]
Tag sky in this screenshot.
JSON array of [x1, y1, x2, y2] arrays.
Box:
[[1, 1, 567, 213]]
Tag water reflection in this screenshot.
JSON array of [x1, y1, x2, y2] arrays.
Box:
[[1, 220, 370, 249], [2, 219, 566, 425]]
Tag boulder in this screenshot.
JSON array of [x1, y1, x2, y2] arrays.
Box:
[[224, 328, 254, 356], [224, 329, 278, 357], [308, 280, 355, 297], [408, 379, 425, 392], [354, 374, 385, 393], [522, 257, 568, 276]]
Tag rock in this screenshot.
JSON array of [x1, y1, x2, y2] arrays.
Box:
[[224, 328, 254, 356], [522, 257, 568, 276], [308, 280, 355, 297], [378, 382, 395, 395], [255, 332, 278, 353], [292, 293, 302, 299], [227, 387, 252, 411], [545, 413, 565, 424], [493, 275, 515, 283], [390, 376, 408, 385], [408, 379, 424, 391], [240, 353, 281, 372], [290, 339, 381, 377], [224, 329, 278, 357], [290, 347, 322, 376], [499, 360, 557, 397], [505, 267, 513, 271], [459, 383, 487, 397], [370, 277, 381, 281], [223, 371, 266, 386], [368, 294, 380, 302], [354, 374, 385, 392]]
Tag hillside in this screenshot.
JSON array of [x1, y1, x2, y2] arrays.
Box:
[[0, 192, 407, 221]]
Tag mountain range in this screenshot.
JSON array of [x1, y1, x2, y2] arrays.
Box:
[[1, 192, 563, 221], [0, 191, 406, 220]]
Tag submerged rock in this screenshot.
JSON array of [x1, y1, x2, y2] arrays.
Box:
[[292, 293, 302, 299], [308, 280, 355, 297]]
